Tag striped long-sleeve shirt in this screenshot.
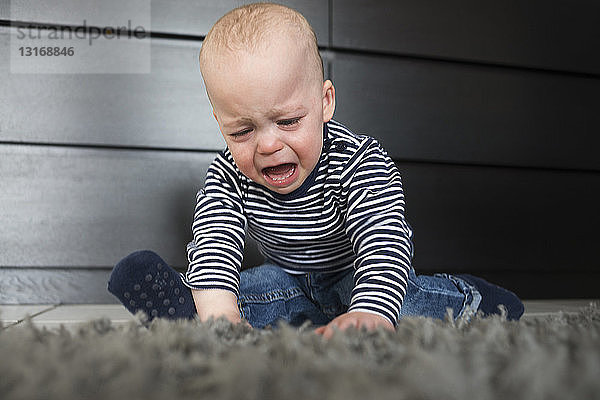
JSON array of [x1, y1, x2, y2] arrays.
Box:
[[183, 120, 414, 325]]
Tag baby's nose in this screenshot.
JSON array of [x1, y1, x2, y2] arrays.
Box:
[[256, 130, 284, 154]]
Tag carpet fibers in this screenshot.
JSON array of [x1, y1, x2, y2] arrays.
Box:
[[1, 304, 599, 400]]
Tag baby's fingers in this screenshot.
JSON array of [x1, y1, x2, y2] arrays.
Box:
[[315, 322, 348, 339], [314, 324, 338, 339], [314, 326, 326, 335]]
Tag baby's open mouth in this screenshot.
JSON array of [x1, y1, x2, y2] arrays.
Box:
[[262, 163, 297, 184]]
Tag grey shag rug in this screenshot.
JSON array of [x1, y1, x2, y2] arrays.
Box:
[[1, 304, 600, 400]]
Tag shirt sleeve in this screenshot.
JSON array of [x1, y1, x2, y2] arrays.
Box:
[[183, 151, 247, 298], [343, 138, 414, 326]]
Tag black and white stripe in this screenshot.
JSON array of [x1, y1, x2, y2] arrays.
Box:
[[184, 120, 414, 325]]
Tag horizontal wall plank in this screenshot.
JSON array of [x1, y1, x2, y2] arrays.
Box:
[[0, 268, 117, 304], [2, 267, 597, 304], [332, 0, 600, 75], [2, 0, 328, 44], [399, 163, 600, 274], [2, 144, 597, 275], [0, 144, 264, 269], [0, 29, 224, 149], [332, 53, 600, 171], [472, 270, 600, 301], [0, 144, 209, 268]]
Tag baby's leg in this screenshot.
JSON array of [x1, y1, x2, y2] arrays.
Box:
[[400, 269, 480, 320], [238, 263, 330, 328], [108, 250, 196, 321], [400, 269, 523, 321], [109, 253, 338, 327]]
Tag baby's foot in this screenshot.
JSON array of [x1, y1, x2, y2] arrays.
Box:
[[108, 250, 196, 321], [457, 274, 524, 320]]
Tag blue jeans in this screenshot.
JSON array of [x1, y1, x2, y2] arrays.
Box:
[[108, 250, 481, 328]]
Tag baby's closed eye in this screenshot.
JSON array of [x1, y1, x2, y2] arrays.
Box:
[[277, 116, 302, 127]]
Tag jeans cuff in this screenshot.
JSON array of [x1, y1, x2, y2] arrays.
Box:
[[434, 273, 482, 319]]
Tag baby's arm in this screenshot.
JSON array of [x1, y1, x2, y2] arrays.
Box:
[[184, 152, 247, 324], [192, 289, 241, 324], [324, 138, 413, 334]]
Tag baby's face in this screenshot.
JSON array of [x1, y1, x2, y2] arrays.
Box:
[[203, 37, 334, 194]]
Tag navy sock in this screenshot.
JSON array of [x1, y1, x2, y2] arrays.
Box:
[[457, 274, 524, 320], [108, 250, 196, 321]]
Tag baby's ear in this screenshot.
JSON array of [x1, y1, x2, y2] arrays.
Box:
[[322, 80, 336, 123]]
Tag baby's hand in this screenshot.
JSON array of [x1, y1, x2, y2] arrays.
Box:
[[314, 311, 394, 339], [191, 288, 244, 325]]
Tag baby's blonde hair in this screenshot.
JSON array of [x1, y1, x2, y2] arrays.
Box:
[[199, 3, 323, 81]]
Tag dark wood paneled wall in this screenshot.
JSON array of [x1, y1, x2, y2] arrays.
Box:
[[0, 32, 223, 149], [333, 54, 600, 171], [331, 0, 600, 75], [1, 0, 598, 303]]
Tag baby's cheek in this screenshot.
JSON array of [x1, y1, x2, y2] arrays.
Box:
[[302, 132, 323, 168], [237, 160, 256, 179], [229, 150, 254, 178]]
